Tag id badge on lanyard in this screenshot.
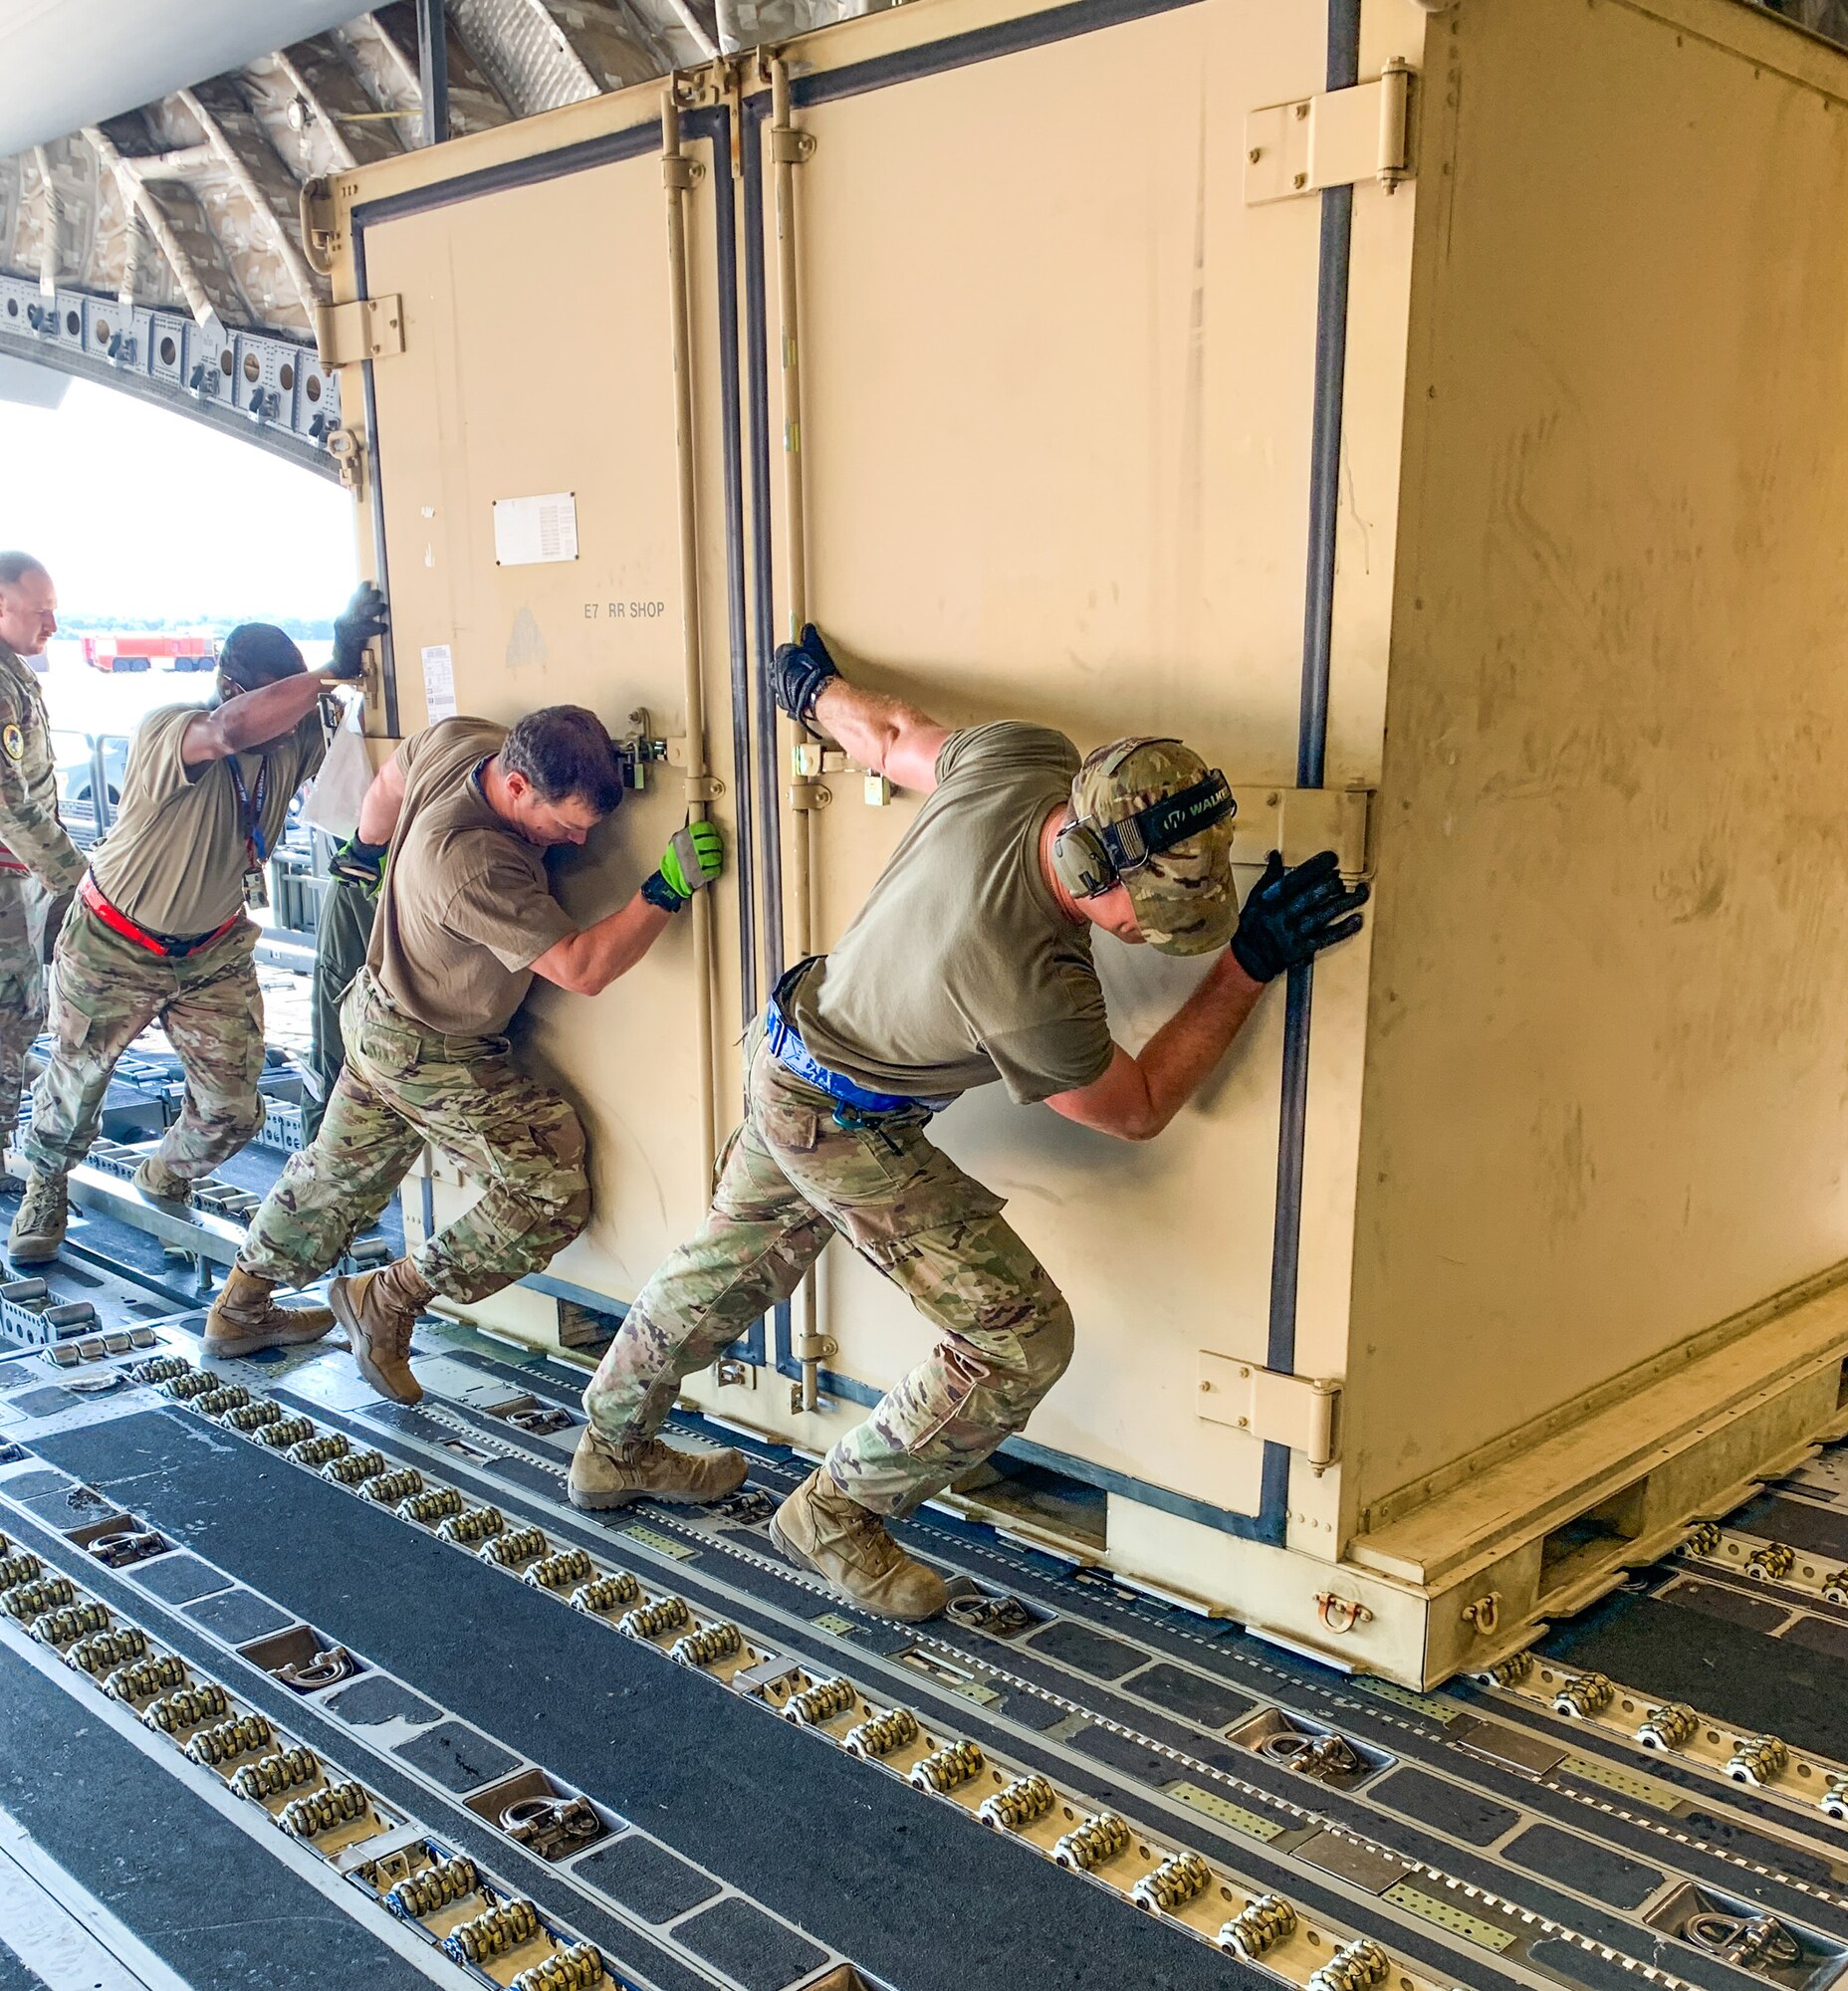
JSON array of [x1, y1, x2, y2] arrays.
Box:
[[229, 756, 271, 910]]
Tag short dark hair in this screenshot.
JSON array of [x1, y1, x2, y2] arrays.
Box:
[[219, 622, 306, 690], [0, 553, 49, 588], [503, 705, 623, 815]]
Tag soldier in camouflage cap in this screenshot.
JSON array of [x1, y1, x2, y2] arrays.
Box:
[[578, 627, 1368, 1624], [1063, 736, 1240, 953], [0, 554, 86, 1191]]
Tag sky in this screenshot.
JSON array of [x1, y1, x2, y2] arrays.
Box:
[[0, 375, 356, 625]]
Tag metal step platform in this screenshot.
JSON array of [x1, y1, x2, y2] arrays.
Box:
[[3, 1272, 1848, 1991]]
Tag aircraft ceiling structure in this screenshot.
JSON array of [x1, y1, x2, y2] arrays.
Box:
[[0, 0, 1836, 477], [0, 0, 894, 473]]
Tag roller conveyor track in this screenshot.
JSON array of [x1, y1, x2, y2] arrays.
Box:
[[5, 1316, 1848, 1991]]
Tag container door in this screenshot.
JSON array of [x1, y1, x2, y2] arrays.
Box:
[[736, 0, 1406, 1536], [352, 114, 754, 1314]]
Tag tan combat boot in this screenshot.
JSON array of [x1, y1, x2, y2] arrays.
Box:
[[203, 1268, 338, 1359], [131, 1155, 192, 1203], [7, 1170, 68, 1265], [568, 1428, 748, 1511], [770, 1468, 948, 1623], [328, 1258, 431, 1405]]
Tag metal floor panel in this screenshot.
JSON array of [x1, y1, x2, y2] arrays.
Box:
[[3, 1319, 1848, 1991]]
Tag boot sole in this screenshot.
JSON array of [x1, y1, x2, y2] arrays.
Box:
[[567, 1483, 646, 1512], [327, 1277, 423, 1406], [7, 1236, 63, 1266], [766, 1514, 946, 1625]]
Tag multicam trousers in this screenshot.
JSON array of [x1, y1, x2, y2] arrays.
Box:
[[23, 903, 265, 1184], [238, 968, 589, 1303], [0, 870, 53, 1149], [582, 1021, 1075, 1517]]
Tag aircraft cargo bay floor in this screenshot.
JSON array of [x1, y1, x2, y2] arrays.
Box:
[[3, 1302, 1848, 1991]]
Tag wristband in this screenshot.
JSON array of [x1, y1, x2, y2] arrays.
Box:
[[640, 869, 688, 914]]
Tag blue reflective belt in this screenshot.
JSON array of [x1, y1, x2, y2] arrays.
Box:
[[763, 999, 930, 1116]]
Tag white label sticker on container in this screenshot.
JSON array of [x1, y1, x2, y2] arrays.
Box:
[[493, 492, 578, 566], [421, 644, 457, 723]]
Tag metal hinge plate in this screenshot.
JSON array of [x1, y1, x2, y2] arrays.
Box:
[[1229, 783, 1374, 881], [1245, 60, 1414, 204], [1198, 1352, 1341, 1468], [313, 295, 404, 368]]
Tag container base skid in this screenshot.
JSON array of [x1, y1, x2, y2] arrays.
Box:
[[429, 1255, 1848, 1690]]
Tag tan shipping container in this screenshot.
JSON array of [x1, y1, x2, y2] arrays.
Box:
[[308, 0, 1848, 1684]]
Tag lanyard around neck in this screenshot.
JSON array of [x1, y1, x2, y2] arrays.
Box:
[[225, 754, 271, 864]]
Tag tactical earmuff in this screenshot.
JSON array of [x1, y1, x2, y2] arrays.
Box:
[[1053, 769, 1236, 900]]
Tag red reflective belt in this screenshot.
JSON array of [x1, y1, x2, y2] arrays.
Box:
[[78, 874, 241, 960]]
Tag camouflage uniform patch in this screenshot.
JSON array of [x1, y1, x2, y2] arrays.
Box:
[[237, 968, 589, 1303], [23, 903, 265, 1182], [582, 1020, 1074, 1517]]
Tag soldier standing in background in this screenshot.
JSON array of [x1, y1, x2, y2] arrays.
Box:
[[8, 587, 386, 1322], [578, 627, 1368, 1623], [0, 553, 86, 1190], [207, 707, 726, 1407]]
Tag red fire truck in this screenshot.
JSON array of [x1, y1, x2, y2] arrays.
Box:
[[81, 634, 218, 673]]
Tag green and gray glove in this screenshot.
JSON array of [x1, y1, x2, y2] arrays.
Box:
[[329, 833, 387, 897], [641, 818, 725, 913]]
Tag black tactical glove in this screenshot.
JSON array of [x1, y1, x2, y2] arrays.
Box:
[[329, 833, 387, 896], [1230, 849, 1369, 985], [770, 623, 840, 728], [330, 581, 388, 681]]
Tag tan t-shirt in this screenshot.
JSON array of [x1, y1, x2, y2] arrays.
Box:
[[790, 722, 1114, 1104], [90, 704, 324, 936], [369, 717, 575, 1035]]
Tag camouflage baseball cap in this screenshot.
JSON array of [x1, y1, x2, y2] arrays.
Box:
[[1068, 737, 1238, 956]]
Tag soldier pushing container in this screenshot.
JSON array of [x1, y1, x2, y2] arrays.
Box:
[[9, 584, 388, 1277], [577, 627, 1370, 1623], [0, 553, 86, 1190], [208, 702, 726, 1405]]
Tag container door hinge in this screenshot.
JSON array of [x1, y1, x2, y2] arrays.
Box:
[[1198, 1353, 1341, 1470], [1245, 58, 1414, 204], [313, 296, 404, 369], [1229, 783, 1375, 881]]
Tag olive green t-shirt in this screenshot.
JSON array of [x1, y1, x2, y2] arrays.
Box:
[[790, 722, 1114, 1105], [369, 717, 575, 1036], [89, 704, 324, 937]]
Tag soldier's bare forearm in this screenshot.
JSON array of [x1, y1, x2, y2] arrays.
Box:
[[183, 670, 336, 767], [1046, 953, 1262, 1141], [356, 757, 406, 846], [531, 894, 673, 997], [810, 682, 951, 794], [1134, 952, 1265, 1130]]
